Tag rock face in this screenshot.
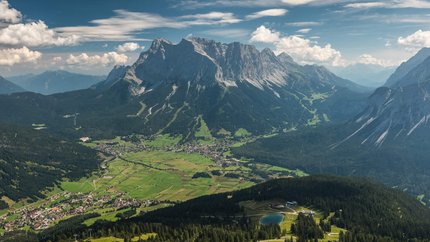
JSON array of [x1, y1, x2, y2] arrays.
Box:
[[0, 76, 25, 94], [385, 47, 430, 87], [336, 49, 430, 147]]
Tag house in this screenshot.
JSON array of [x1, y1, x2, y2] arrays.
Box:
[[79, 136, 91, 142], [286, 201, 298, 207]]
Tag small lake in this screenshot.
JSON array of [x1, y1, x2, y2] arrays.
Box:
[[259, 213, 284, 225]]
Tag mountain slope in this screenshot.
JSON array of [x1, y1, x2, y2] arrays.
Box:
[[385, 47, 430, 87], [39, 176, 430, 241], [8, 70, 105, 95], [0, 124, 100, 201], [391, 56, 430, 87], [0, 76, 25, 94]]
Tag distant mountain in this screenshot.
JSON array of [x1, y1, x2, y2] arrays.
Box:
[[0, 76, 25, 94], [39, 176, 430, 242], [331, 63, 395, 88], [385, 48, 430, 87], [0, 38, 369, 138], [8, 70, 105, 95]]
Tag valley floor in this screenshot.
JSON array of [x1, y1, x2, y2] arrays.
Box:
[[0, 134, 305, 234]]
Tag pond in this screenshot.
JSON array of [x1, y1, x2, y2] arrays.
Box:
[[259, 213, 284, 225]]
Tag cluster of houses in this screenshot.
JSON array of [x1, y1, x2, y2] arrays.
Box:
[[0, 192, 149, 232]]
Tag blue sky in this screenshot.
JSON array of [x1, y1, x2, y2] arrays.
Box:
[[1, 0, 430, 76]]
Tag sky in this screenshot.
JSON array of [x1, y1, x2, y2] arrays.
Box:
[[1, 0, 430, 77]]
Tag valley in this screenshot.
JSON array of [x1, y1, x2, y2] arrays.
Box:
[[1, 1, 430, 239], [0, 134, 305, 235]]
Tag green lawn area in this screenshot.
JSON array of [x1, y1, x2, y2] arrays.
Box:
[[141, 134, 181, 148]]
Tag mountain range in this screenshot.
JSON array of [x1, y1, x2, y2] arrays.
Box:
[[330, 63, 395, 88], [0, 37, 369, 139], [8, 70, 105, 95]]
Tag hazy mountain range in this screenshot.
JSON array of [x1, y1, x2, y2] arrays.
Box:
[[330, 64, 395, 88], [7, 70, 105, 95]]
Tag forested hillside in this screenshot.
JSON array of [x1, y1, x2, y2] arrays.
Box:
[[0, 124, 100, 201], [36, 176, 430, 242]]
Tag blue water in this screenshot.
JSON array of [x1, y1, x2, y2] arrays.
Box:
[[259, 213, 284, 225]]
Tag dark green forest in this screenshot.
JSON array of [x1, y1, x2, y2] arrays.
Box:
[[0, 124, 100, 201]]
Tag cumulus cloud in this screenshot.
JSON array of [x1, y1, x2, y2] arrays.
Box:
[[116, 42, 143, 52], [250, 25, 343, 66], [398, 30, 430, 48], [0, 21, 79, 46], [0, 0, 21, 23], [66, 52, 128, 66], [0, 46, 41, 66], [246, 8, 288, 20]]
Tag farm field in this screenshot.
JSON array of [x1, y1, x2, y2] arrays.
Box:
[[61, 150, 255, 201]]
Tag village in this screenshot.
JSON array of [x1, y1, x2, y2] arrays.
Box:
[[93, 134, 243, 168], [0, 191, 163, 232]]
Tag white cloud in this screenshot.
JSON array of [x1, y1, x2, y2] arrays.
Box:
[[345, 2, 387, 9], [55, 10, 241, 41], [393, 0, 430, 8], [296, 28, 311, 33], [0, 21, 79, 47], [398, 30, 430, 48], [0, 0, 21, 23], [250, 25, 281, 43], [281, 0, 319, 5], [246, 8, 288, 20], [250, 25, 343, 66], [0, 46, 41, 66], [56, 10, 185, 41], [116, 42, 143, 52], [356, 54, 395, 67], [66, 52, 128, 66], [180, 11, 241, 25]]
